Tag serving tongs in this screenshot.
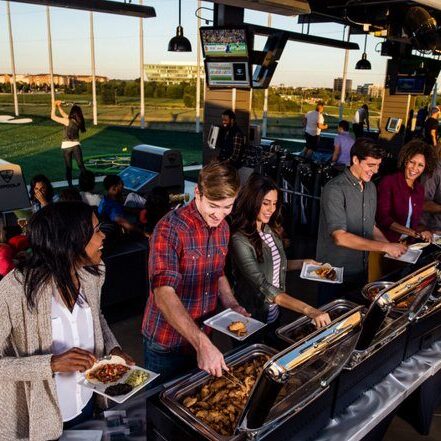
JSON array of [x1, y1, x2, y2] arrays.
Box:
[[222, 369, 246, 389], [236, 309, 363, 432]]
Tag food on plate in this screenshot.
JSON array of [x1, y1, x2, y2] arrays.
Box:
[[409, 242, 430, 251], [104, 383, 133, 396], [125, 369, 150, 388], [395, 294, 416, 309], [85, 355, 130, 384], [312, 263, 337, 281], [227, 320, 247, 336], [181, 355, 271, 436]]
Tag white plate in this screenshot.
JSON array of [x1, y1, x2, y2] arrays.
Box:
[[385, 248, 422, 264], [203, 308, 266, 341], [300, 262, 344, 284], [433, 234, 441, 245], [78, 365, 159, 404]]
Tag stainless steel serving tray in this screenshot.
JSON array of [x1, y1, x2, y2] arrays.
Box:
[[160, 344, 277, 441], [276, 299, 359, 345]]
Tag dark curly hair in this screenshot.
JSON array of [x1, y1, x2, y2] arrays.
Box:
[[230, 174, 283, 263], [398, 139, 438, 178]]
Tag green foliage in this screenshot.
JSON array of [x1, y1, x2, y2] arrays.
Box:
[[101, 84, 115, 104]]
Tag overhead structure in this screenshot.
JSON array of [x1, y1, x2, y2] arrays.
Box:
[[208, 0, 311, 16], [7, 0, 156, 18]]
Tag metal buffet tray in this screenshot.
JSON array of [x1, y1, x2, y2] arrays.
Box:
[[161, 307, 363, 441], [160, 344, 277, 441]]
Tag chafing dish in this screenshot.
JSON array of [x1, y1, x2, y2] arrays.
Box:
[[403, 265, 441, 359], [335, 261, 438, 415], [158, 309, 363, 441]]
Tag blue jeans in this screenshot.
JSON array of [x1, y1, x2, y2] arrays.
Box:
[[144, 338, 197, 387]]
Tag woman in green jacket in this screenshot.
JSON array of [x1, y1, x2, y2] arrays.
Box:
[[230, 173, 331, 328]]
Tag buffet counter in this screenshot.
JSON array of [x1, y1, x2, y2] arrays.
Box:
[[68, 246, 441, 440]]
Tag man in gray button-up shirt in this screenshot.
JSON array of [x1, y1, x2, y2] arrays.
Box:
[[316, 138, 407, 305], [422, 161, 441, 231]]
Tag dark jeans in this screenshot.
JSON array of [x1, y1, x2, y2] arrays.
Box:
[[304, 132, 319, 150], [63, 145, 86, 187], [144, 337, 197, 387], [62, 397, 94, 430], [352, 123, 364, 139]]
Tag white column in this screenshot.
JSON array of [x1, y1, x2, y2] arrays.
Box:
[[232, 88, 236, 112], [262, 13, 272, 137], [6, 2, 19, 116], [139, 0, 145, 128], [89, 12, 97, 125], [338, 27, 350, 121], [46, 6, 55, 104], [195, 0, 202, 133], [431, 81, 438, 108]]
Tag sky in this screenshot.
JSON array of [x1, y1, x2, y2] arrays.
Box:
[[0, 0, 392, 88]]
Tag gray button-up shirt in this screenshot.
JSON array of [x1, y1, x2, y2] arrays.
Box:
[[421, 162, 441, 231], [316, 167, 377, 277]]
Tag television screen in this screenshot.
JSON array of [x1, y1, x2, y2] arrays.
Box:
[[205, 61, 250, 88], [395, 75, 426, 94], [200, 27, 248, 58]]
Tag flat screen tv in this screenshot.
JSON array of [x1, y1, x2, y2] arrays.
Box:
[[205, 60, 251, 88], [200, 27, 249, 58], [395, 75, 426, 94]]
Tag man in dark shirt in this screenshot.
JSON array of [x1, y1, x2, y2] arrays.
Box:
[[316, 138, 407, 305], [424, 106, 440, 146], [218, 110, 246, 167]]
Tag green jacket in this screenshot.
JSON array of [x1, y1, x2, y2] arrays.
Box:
[[230, 225, 287, 322]]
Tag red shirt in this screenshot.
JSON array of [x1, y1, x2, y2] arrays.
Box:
[[0, 244, 15, 278], [142, 200, 229, 352], [376, 171, 425, 242]]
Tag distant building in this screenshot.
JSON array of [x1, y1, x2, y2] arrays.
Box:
[[144, 62, 204, 84], [356, 83, 383, 98], [333, 77, 353, 93], [0, 73, 107, 87]]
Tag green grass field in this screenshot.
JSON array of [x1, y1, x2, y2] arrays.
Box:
[[0, 116, 203, 182]]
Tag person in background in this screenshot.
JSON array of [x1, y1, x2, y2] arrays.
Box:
[[79, 170, 103, 207], [0, 202, 134, 440], [60, 187, 82, 202], [218, 109, 250, 183], [0, 225, 15, 280], [98, 175, 140, 234], [376, 140, 437, 243], [30, 174, 59, 213], [422, 146, 441, 231], [51, 100, 87, 187], [331, 120, 355, 165], [303, 102, 328, 159], [352, 104, 370, 139], [316, 138, 407, 305], [142, 161, 249, 383], [139, 186, 171, 236], [424, 106, 440, 147], [230, 174, 331, 332]]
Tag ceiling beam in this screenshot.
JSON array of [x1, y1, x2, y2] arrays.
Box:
[[7, 0, 156, 18], [248, 23, 360, 50]]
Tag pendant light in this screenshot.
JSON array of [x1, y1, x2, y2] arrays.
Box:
[[168, 0, 192, 52], [355, 34, 371, 70]]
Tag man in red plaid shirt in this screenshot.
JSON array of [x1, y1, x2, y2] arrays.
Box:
[[142, 161, 249, 382]]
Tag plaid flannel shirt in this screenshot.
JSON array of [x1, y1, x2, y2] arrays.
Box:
[[142, 200, 229, 352]]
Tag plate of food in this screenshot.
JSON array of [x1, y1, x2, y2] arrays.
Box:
[[203, 308, 266, 341], [408, 242, 431, 251], [385, 248, 422, 264], [300, 262, 344, 284], [78, 355, 159, 403]]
